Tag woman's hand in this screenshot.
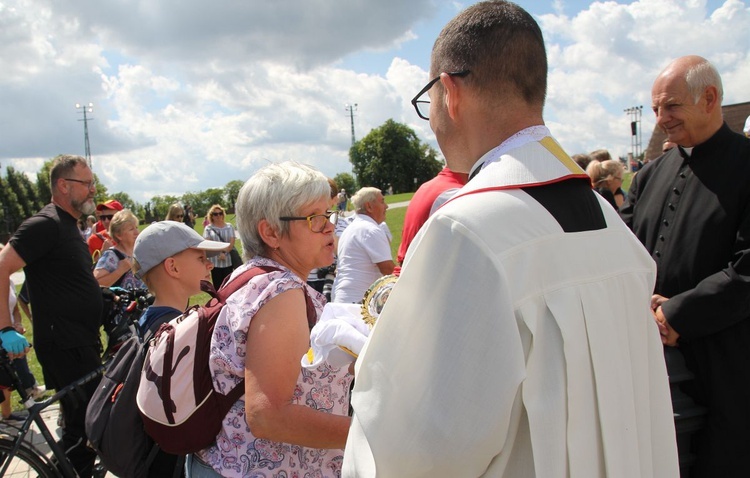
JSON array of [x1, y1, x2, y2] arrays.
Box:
[[93, 255, 133, 286]]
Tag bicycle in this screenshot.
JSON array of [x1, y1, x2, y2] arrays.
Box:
[[0, 286, 152, 477], [0, 346, 105, 477]]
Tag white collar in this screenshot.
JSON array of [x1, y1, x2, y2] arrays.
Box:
[[468, 125, 551, 179]]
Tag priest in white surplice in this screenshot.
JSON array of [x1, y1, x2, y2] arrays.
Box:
[[342, 2, 679, 477]]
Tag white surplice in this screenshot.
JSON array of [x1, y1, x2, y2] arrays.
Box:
[[343, 128, 678, 477]]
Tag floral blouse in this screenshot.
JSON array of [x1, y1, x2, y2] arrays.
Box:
[[198, 257, 353, 478], [95, 248, 145, 290]]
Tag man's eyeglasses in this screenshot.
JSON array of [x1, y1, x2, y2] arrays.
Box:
[[100, 215, 114, 221], [211, 211, 224, 217], [411, 70, 471, 120], [63, 178, 96, 189], [279, 211, 338, 233]]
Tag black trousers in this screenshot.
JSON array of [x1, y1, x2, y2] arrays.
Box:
[[36, 343, 100, 478]]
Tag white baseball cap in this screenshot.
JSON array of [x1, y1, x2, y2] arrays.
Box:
[[133, 221, 229, 278]]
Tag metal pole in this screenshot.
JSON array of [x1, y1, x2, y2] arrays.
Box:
[[345, 103, 358, 146], [76, 103, 94, 168]]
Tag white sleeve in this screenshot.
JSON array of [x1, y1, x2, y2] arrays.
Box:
[[343, 214, 526, 477], [361, 227, 393, 264]]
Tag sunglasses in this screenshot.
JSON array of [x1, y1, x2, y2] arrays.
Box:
[[100, 215, 114, 221], [211, 211, 224, 217]]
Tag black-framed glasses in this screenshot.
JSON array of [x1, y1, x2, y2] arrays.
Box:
[[411, 70, 471, 120], [100, 215, 114, 221], [279, 211, 338, 233], [211, 211, 224, 217], [63, 178, 96, 189]]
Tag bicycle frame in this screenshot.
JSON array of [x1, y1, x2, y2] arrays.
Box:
[[0, 349, 103, 477]]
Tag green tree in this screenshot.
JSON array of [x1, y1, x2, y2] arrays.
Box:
[[181, 189, 224, 219], [109, 191, 136, 210], [144, 202, 154, 223], [109, 192, 144, 220], [180, 192, 204, 218], [203, 188, 226, 211], [5, 167, 39, 219], [0, 175, 24, 234], [36, 159, 54, 206], [150, 195, 181, 221], [333, 173, 356, 194], [349, 119, 442, 193], [224, 180, 244, 213]]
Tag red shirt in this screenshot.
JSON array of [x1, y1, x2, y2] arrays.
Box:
[[397, 167, 468, 264]]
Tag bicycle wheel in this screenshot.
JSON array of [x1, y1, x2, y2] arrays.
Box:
[[0, 436, 57, 477]]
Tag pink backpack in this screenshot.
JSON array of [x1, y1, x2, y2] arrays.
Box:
[[136, 266, 316, 454]]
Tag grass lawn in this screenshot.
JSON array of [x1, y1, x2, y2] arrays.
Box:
[[13, 176, 634, 409]]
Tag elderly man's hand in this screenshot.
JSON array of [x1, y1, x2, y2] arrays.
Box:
[[651, 295, 680, 346]]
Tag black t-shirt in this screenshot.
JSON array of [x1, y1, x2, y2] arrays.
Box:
[[10, 203, 103, 348]]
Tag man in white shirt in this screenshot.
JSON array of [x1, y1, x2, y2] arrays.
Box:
[[342, 2, 678, 477], [332, 187, 395, 303]]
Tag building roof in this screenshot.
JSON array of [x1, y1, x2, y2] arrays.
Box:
[[644, 101, 750, 162]]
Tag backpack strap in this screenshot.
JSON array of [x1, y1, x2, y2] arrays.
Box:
[[109, 248, 128, 288], [216, 266, 317, 329]]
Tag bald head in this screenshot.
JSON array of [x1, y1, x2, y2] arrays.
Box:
[[651, 55, 723, 147]]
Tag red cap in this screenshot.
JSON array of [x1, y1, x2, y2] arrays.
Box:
[[96, 199, 124, 211]]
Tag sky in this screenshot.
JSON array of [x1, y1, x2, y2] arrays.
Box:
[[1, 0, 749, 203]]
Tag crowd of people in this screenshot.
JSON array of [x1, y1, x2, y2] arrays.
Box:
[[0, 2, 748, 477]]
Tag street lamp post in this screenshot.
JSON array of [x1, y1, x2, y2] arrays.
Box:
[[345, 103, 358, 146], [76, 103, 94, 168]]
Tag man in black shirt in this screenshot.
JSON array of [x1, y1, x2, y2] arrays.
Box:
[[621, 56, 750, 477], [0, 154, 103, 477]]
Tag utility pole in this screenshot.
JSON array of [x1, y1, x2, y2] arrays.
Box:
[[76, 103, 94, 168], [624, 105, 643, 161], [345, 103, 358, 146]]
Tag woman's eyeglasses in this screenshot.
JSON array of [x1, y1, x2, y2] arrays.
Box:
[[211, 211, 224, 217], [279, 211, 338, 233]]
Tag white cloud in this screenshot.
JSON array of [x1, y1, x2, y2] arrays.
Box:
[[2, 0, 749, 204], [540, 0, 750, 157]]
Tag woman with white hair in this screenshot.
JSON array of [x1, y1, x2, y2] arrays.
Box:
[[188, 161, 352, 478]]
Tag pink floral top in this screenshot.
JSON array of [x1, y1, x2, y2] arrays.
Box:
[[198, 257, 353, 478]]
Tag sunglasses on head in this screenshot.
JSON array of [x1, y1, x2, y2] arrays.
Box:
[[100, 215, 114, 221], [211, 211, 224, 216]]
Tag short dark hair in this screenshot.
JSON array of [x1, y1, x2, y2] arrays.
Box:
[[431, 0, 547, 107], [50, 155, 88, 191]]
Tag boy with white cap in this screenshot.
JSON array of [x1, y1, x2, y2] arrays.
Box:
[[133, 221, 228, 338]]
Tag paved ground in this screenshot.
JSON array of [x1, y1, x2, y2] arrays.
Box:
[[0, 403, 116, 476], [388, 200, 410, 209]]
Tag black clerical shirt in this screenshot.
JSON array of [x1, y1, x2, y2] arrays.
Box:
[[621, 123, 750, 339]]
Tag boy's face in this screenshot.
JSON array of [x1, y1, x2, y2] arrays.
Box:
[[172, 248, 213, 295]]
